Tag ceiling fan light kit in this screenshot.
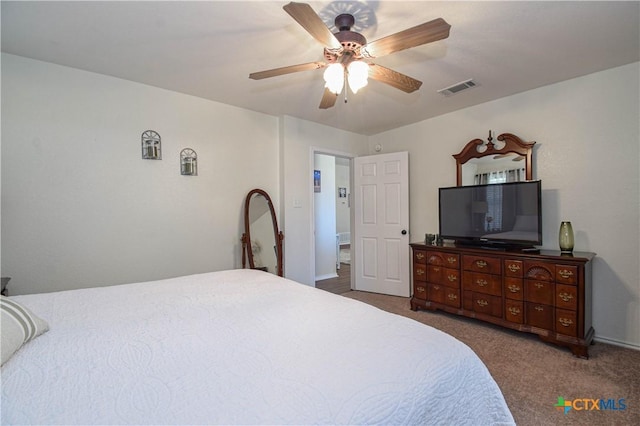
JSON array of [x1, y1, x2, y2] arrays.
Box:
[[323, 61, 369, 95], [323, 63, 344, 94], [347, 61, 369, 94], [249, 2, 451, 109]]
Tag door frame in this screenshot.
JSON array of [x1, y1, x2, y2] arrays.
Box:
[[309, 146, 355, 288]]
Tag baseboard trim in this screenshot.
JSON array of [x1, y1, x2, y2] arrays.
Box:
[[594, 335, 640, 351], [315, 273, 338, 281]]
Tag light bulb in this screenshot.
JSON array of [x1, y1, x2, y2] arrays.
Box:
[[347, 61, 369, 94], [323, 63, 344, 95]]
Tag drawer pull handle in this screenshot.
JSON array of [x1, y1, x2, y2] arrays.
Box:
[[447, 256, 457, 264], [535, 282, 544, 289], [447, 274, 457, 282], [508, 307, 521, 315], [535, 306, 544, 312], [477, 279, 488, 287], [476, 260, 487, 268], [433, 267, 440, 272], [559, 318, 574, 327], [508, 264, 521, 273], [416, 269, 425, 276], [559, 292, 573, 302], [447, 293, 457, 301], [416, 286, 425, 293], [416, 253, 425, 260], [433, 285, 440, 290], [508, 284, 521, 293], [476, 299, 489, 307], [558, 269, 574, 279]]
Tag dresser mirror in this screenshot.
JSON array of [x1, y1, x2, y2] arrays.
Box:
[[454, 132, 535, 186], [242, 189, 284, 276]]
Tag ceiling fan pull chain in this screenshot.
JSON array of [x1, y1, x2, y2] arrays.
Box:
[[344, 73, 348, 103]]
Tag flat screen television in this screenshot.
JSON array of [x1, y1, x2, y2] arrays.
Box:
[[439, 180, 542, 249]]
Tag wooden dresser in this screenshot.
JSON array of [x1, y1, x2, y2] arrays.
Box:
[[410, 242, 595, 358]]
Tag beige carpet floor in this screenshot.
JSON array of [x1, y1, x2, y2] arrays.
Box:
[[342, 291, 640, 426]]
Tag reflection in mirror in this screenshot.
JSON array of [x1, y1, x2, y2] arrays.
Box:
[[454, 132, 535, 186], [462, 153, 525, 185], [242, 189, 283, 276]]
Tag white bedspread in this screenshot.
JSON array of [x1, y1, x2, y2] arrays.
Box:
[[1, 269, 514, 425]]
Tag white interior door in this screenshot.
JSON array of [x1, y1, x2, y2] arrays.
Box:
[[353, 151, 410, 297]]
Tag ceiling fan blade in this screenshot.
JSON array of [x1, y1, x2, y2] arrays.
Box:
[[368, 64, 423, 93], [283, 2, 342, 50], [249, 61, 326, 80], [362, 18, 451, 58], [319, 87, 338, 109]]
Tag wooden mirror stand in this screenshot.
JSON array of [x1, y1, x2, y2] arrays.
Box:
[[454, 132, 536, 186], [241, 189, 284, 276]]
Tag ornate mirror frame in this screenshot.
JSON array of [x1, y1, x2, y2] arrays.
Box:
[[453, 132, 536, 186], [241, 189, 284, 276]]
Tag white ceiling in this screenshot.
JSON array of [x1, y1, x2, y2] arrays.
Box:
[[2, 1, 639, 136]]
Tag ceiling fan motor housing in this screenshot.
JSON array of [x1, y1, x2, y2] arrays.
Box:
[[324, 13, 367, 63]]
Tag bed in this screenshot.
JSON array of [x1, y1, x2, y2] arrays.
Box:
[[1, 269, 514, 425]]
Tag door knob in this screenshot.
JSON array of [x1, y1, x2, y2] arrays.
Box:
[[401, 230, 407, 235]]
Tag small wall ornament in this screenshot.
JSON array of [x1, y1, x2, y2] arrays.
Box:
[[180, 148, 198, 176], [141, 130, 161, 160]]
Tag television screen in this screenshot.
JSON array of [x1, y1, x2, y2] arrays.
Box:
[[439, 180, 542, 247]]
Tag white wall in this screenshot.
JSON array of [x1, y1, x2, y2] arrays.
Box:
[[335, 159, 350, 234], [369, 62, 640, 349], [314, 154, 337, 281], [3, 53, 637, 349], [1, 54, 280, 294], [281, 116, 368, 286]]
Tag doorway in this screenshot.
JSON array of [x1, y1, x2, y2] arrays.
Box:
[[313, 153, 352, 294]]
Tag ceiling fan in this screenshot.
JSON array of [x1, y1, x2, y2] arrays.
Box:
[[249, 2, 451, 109]]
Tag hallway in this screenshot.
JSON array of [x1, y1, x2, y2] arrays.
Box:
[[316, 263, 351, 295]]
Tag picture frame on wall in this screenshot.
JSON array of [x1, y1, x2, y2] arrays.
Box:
[[314, 170, 321, 193]]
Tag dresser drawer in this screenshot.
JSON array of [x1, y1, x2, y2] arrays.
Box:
[[413, 250, 427, 265], [504, 278, 524, 300], [524, 261, 555, 281], [505, 300, 524, 324], [555, 284, 577, 311], [525, 280, 554, 305], [444, 288, 461, 308], [556, 265, 578, 285], [413, 263, 427, 282], [526, 302, 554, 330], [409, 242, 595, 358], [427, 251, 459, 268], [463, 255, 501, 274], [504, 259, 524, 277], [556, 309, 578, 337], [413, 283, 427, 300], [465, 292, 502, 318], [428, 266, 460, 288], [463, 272, 501, 296], [428, 284, 460, 308]]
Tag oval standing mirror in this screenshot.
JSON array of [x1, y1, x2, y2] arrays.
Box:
[[242, 189, 283, 276], [454, 132, 535, 186]]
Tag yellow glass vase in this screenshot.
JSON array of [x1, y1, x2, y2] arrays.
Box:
[[559, 221, 574, 252]]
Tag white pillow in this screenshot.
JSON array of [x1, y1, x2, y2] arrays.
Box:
[[1, 296, 49, 365]]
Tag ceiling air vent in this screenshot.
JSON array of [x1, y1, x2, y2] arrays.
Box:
[[437, 79, 477, 97]]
